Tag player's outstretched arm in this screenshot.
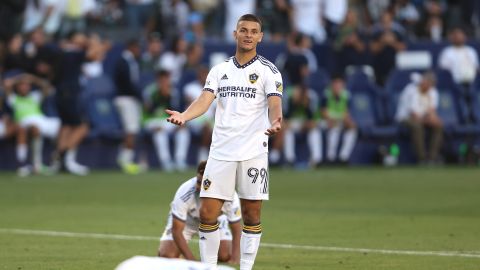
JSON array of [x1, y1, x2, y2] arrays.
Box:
[[166, 90, 215, 126], [265, 96, 283, 136], [171, 217, 196, 261]]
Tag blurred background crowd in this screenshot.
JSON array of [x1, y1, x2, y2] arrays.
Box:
[[1, 0, 480, 176]]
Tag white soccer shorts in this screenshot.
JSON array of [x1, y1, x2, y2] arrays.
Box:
[[20, 115, 60, 139], [114, 96, 141, 134], [201, 153, 269, 201], [160, 215, 233, 242]]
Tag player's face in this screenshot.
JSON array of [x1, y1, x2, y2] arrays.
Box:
[[234, 21, 263, 52]]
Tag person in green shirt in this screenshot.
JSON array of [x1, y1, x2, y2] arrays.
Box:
[[142, 70, 189, 171], [283, 83, 322, 167], [321, 75, 357, 164], [3, 72, 60, 176]]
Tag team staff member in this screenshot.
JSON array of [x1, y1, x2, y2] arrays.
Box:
[[166, 14, 283, 270]]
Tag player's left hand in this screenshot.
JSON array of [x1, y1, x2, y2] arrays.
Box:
[[166, 109, 186, 126], [265, 117, 282, 136]]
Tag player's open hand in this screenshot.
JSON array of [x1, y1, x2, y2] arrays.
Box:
[[166, 109, 186, 126], [265, 117, 282, 136]]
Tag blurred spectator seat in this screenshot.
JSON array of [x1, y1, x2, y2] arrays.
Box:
[[82, 75, 123, 139]]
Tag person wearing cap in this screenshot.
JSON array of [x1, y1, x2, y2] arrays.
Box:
[[396, 71, 443, 164]]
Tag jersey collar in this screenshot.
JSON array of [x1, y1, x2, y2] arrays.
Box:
[[233, 55, 259, 69]]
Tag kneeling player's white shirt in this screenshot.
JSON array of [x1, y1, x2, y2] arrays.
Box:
[[204, 55, 283, 161], [167, 177, 241, 229]]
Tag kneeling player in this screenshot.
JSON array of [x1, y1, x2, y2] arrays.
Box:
[[158, 161, 241, 264]]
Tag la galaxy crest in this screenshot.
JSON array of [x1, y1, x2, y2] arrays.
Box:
[[203, 179, 211, 191], [249, 73, 259, 84], [275, 81, 283, 93]]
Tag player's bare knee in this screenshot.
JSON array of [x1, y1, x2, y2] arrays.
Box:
[[242, 208, 261, 224], [199, 205, 219, 224]]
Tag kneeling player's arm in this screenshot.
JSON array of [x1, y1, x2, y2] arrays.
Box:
[[229, 221, 242, 264], [172, 217, 196, 261], [182, 91, 216, 122]]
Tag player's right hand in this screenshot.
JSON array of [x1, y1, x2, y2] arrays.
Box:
[[165, 109, 186, 126]]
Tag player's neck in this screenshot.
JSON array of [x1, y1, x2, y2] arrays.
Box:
[[235, 49, 257, 66]]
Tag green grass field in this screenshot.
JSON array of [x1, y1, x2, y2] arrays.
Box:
[[1, 167, 479, 270]]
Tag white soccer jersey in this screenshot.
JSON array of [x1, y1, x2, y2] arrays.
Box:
[[203, 55, 283, 161], [167, 177, 242, 229]]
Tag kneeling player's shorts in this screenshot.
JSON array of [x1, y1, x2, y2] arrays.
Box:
[[201, 153, 269, 201], [160, 215, 233, 242]]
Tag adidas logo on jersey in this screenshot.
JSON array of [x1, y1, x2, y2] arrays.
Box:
[[221, 74, 228, 80]]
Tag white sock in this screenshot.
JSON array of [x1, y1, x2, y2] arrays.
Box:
[[16, 144, 28, 163], [32, 137, 43, 169], [199, 222, 220, 267], [118, 148, 134, 165], [152, 131, 171, 166], [240, 224, 262, 270], [198, 146, 209, 163], [65, 149, 76, 164], [283, 129, 295, 163], [327, 126, 341, 161], [174, 128, 190, 165], [308, 128, 322, 163], [339, 129, 357, 161]]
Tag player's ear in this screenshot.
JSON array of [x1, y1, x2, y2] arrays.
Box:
[[233, 30, 237, 41], [258, 32, 264, 43]]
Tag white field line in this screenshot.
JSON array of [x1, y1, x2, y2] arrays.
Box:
[[1, 228, 480, 259]]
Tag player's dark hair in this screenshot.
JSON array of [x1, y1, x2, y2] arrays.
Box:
[[197, 160, 207, 175], [237, 14, 262, 31]]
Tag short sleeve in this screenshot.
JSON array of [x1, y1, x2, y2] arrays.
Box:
[[170, 189, 193, 222], [203, 66, 219, 96], [264, 69, 283, 98]]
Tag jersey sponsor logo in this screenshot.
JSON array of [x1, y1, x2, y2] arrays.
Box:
[[218, 86, 257, 99], [275, 81, 283, 93], [221, 74, 228, 80], [203, 179, 211, 191], [249, 73, 259, 84]]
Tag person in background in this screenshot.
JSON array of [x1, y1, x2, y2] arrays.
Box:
[[333, 9, 367, 75], [142, 70, 188, 171], [369, 10, 407, 86], [290, 0, 326, 43], [58, 0, 96, 38], [22, 0, 63, 37], [256, 0, 291, 42], [183, 66, 215, 163], [158, 36, 188, 85], [283, 84, 322, 167], [124, 0, 156, 35], [3, 72, 60, 176], [140, 32, 163, 73], [114, 39, 143, 174], [0, 90, 18, 142], [438, 27, 479, 122], [395, 71, 443, 164], [50, 31, 90, 175], [321, 75, 357, 164]]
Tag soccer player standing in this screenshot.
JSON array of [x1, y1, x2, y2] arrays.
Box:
[[166, 14, 283, 270]]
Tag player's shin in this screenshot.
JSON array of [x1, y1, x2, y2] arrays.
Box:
[[198, 222, 220, 266], [240, 223, 262, 270]]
